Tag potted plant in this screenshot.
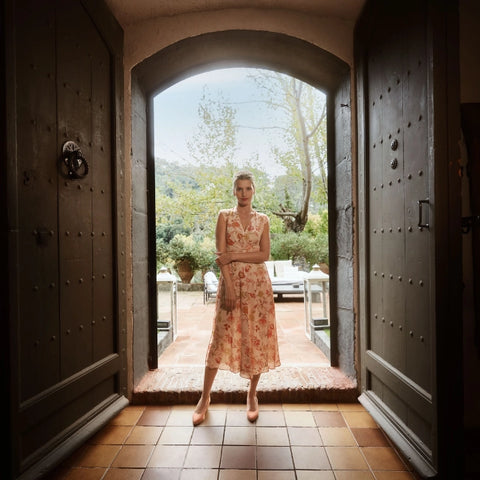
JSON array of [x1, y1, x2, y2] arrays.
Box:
[[167, 235, 199, 283], [167, 234, 216, 283]]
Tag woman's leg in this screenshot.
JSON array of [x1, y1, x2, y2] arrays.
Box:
[[195, 366, 218, 411], [193, 366, 218, 426], [247, 373, 261, 421], [248, 373, 261, 401]]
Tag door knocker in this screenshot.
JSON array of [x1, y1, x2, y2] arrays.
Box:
[[60, 141, 89, 179]]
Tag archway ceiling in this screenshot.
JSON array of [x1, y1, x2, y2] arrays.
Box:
[[105, 0, 366, 27]]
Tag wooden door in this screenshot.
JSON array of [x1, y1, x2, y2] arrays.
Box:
[[356, 0, 462, 477], [5, 0, 127, 477]]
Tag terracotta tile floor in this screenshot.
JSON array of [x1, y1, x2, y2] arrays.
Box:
[[135, 292, 357, 403], [47, 402, 421, 479]]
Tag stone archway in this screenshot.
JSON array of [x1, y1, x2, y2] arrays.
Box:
[[130, 30, 355, 393]]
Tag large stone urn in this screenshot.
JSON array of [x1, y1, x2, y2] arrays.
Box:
[[176, 259, 194, 283]]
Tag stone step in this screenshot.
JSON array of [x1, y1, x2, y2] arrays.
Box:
[[132, 365, 358, 405]]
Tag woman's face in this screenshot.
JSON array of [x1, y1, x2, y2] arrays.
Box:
[[234, 179, 255, 207]]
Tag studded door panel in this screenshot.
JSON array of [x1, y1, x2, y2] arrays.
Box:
[[358, 2, 436, 471], [56, 0, 115, 377], [16, 2, 60, 400], [10, 0, 124, 474], [16, 0, 116, 398]]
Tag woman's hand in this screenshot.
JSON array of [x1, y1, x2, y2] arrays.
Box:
[[221, 280, 236, 312], [215, 252, 233, 266]]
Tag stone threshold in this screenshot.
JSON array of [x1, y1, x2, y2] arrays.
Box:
[[131, 365, 358, 405]]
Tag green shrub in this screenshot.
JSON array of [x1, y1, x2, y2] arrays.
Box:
[[270, 230, 328, 269], [194, 236, 217, 272]]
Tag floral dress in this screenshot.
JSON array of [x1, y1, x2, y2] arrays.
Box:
[[205, 207, 281, 379]]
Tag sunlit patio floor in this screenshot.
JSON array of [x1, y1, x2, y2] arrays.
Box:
[[133, 291, 358, 405]]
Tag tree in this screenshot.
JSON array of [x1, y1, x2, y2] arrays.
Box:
[[250, 71, 327, 232], [187, 86, 238, 167]]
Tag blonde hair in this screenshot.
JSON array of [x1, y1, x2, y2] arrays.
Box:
[[232, 170, 255, 194]]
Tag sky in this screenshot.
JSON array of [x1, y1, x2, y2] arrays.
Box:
[[153, 67, 290, 177]]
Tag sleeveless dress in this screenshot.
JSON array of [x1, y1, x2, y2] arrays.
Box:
[[205, 207, 281, 379]]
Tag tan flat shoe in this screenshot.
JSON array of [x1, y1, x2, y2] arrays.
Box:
[[192, 397, 210, 426], [247, 396, 259, 423]]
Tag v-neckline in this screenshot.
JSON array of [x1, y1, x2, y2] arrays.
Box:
[[235, 207, 254, 231]]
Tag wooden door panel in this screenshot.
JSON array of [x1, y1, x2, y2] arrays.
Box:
[[357, 1, 441, 476], [60, 256, 94, 376], [56, 0, 117, 378], [8, 0, 126, 476], [403, 33, 431, 392], [19, 231, 60, 399], [14, 0, 61, 402], [93, 241, 115, 360]]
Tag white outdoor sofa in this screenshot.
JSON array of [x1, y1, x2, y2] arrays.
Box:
[[265, 260, 307, 299], [203, 261, 307, 303]]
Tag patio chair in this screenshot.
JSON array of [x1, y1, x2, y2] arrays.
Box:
[[203, 271, 218, 304]]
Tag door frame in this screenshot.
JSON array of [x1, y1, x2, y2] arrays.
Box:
[[130, 30, 357, 388]]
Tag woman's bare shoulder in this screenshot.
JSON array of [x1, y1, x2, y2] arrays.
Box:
[[218, 208, 233, 217]]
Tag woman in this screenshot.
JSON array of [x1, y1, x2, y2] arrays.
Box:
[[193, 171, 281, 425]]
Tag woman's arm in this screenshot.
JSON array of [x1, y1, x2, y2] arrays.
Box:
[[216, 216, 271, 266], [215, 211, 236, 311], [229, 225, 270, 263]]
